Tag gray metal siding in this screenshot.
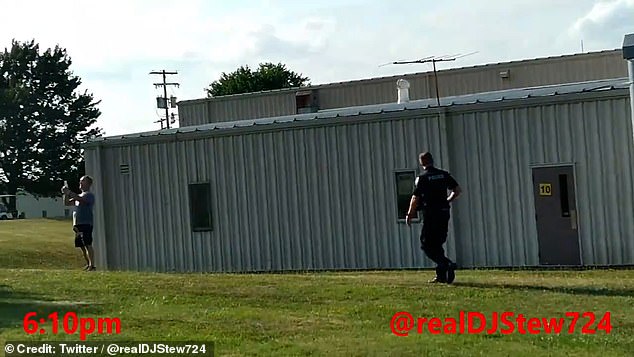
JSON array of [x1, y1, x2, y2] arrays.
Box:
[[320, 51, 628, 109], [93, 115, 449, 272], [448, 97, 634, 267], [573, 98, 634, 265], [434, 52, 628, 94], [177, 103, 208, 128], [87, 90, 634, 272], [83, 147, 108, 269], [180, 93, 297, 127], [450, 109, 540, 267], [209, 93, 296, 124], [178, 50, 628, 127]]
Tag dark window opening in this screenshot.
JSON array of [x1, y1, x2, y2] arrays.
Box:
[[396, 171, 418, 221], [559, 174, 570, 217], [296, 94, 311, 108], [295, 90, 319, 114], [189, 183, 213, 231]]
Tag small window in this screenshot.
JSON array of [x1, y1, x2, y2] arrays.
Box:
[[189, 182, 213, 231], [559, 174, 570, 217], [295, 89, 319, 114], [395, 171, 418, 221]]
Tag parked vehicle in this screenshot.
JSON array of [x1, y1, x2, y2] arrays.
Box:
[[0, 202, 13, 220]]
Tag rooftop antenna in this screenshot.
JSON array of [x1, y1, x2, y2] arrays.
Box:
[[380, 51, 478, 107]]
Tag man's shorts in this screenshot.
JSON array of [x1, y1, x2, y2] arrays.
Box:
[[73, 224, 93, 247]]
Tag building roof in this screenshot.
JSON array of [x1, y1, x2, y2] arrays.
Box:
[[87, 77, 630, 147], [180, 49, 623, 104]]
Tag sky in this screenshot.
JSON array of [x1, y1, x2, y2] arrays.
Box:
[[1, 0, 634, 137]]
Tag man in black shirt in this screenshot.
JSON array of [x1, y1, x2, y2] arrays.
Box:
[[406, 152, 462, 283]]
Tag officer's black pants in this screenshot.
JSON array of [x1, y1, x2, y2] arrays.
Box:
[[420, 209, 453, 278]]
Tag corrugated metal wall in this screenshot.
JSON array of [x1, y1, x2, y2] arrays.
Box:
[[319, 52, 628, 110], [317, 79, 432, 110], [177, 102, 207, 127], [90, 114, 454, 272], [178, 50, 628, 127], [179, 93, 297, 127], [89, 91, 634, 272], [83, 146, 108, 269], [208, 93, 296, 125], [448, 97, 634, 267], [429, 51, 628, 94]]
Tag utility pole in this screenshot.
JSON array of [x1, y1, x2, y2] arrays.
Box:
[[150, 70, 179, 129]]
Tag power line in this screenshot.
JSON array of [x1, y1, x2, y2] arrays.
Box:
[[150, 70, 179, 130]]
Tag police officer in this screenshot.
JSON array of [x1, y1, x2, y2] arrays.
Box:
[[406, 152, 462, 283]]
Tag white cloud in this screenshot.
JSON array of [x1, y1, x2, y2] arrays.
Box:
[[572, 0, 634, 28], [1, 0, 281, 69], [569, 0, 634, 51]]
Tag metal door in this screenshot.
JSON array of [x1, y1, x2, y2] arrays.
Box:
[[532, 165, 581, 265]]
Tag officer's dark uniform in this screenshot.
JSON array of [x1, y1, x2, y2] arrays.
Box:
[[412, 165, 459, 282]]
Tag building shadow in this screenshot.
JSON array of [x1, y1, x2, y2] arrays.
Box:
[[43, 217, 73, 222], [451, 281, 634, 298], [0, 285, 104, 333]]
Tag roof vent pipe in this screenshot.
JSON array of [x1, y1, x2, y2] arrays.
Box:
[[397, 79, 410, 104], [623, 33, 634, 143]]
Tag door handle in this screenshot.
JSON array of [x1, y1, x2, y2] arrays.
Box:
[[570, 209, 577, 230]]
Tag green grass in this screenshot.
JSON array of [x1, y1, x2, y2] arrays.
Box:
[[0, 218, 82, 269], [0, 219, 633, 356]]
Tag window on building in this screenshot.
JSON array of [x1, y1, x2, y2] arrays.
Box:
[[295, 89, 319, 114], [395, 170, 418, 221], [188, 182, 213, 232]]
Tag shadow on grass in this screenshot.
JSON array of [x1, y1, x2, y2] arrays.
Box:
[[43, 217, 72, 222], [452, 281, 634, 298], [0, 284, 105, 333]]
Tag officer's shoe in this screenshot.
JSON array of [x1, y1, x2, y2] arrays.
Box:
[[446, 263, 457, 284], [428, 276, 447, 284]]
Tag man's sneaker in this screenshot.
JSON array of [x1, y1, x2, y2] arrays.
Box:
[[86, 266, 96, 272], [446, 263, 457, 284], [82, 265, 91, 271], [428, 276, 446, 283]]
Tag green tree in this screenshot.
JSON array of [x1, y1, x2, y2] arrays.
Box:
[[207, 62, 310, 97], [0, 39, 102, 213]]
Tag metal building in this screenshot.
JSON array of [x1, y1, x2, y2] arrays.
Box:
[[15, 190, 68, 219], [84, 75, 634, 272], [178, 49, 627, 127]]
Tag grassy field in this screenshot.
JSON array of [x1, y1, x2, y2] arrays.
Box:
[[0, 219, 633, 356]]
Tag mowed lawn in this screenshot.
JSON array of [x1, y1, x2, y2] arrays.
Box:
[[0, 219, 633, 356]]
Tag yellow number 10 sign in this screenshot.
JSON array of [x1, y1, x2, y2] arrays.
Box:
[[539, 183, 552, 196]]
